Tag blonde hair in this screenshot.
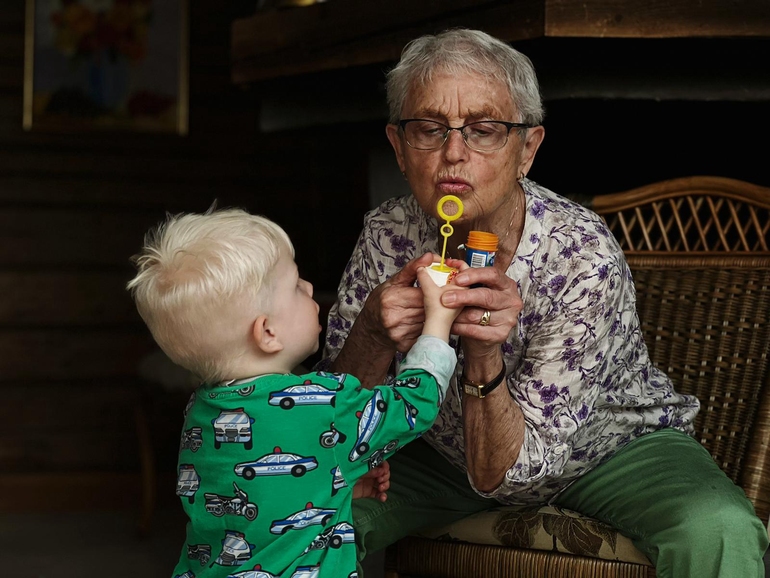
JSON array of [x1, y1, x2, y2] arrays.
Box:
[[127, 208, 293, 383]]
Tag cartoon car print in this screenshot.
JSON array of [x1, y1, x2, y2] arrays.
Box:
[[393, 390, 419, 430], [330, 466, 347, 496], [328, 522, 355, 548], [270, 503, 336, 534], [181, 427, 203, 452], [269, 381, 337, 409], [319, 422, 346, 448], [290, 566, 320, 578], [226, 565, 279, 578], [363, 440, 399, 470], [214, 530, 255, 567], [305, 522, 356, 553], [212, 408, 255, 450], [205, 482, 258, 521], [175, 572, 195, 578], [176, 464, 200, 503], [315, 371, 346, 388], [187, 543, 211, 566], [393, 376, 420, 389], [402, 399, 419, 429], [349, 390, 388, 462], [235, 447, 318, 480], [348, 573, 358, 578]]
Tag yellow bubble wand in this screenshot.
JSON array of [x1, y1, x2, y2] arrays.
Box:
[[432, 194, 464, 272]]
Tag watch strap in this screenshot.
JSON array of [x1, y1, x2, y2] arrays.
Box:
[[461, 359, 507, 399]]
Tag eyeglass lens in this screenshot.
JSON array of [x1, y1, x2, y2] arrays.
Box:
[[404, 120, 510, 151]]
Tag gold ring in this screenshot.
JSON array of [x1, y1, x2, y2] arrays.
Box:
[[479, 310, 491, 326]]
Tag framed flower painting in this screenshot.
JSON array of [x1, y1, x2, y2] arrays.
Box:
[[23, 0, 189, 134]]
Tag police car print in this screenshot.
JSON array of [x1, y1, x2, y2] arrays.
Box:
[[214, 530, 255, 567], [330, 465, 347, 496], [176, 464, 201, 504], [393, 389, 419, 430], [290, 565, 320, 578], [303, 522, 355, 554], [226, 565, 279, 578], [314, 371, 347, 389], [349, 390, 388, 462], [211, 408, 255, 450], [270, 503, 336, 534], [234, 447, 318, 480], [268, 381, 337, 409]]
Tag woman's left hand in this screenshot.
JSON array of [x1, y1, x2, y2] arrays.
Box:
[[440, 265, 523, 355]]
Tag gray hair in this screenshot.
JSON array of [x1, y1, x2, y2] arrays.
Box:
[[386, 28, 544, 126], [127, 208, 293, 382]]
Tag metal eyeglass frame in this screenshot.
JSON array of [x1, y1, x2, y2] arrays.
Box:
[[398, 119, 533, 152]]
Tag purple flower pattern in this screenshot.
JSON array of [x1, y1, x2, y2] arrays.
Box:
[[318, 180, 699, 505]]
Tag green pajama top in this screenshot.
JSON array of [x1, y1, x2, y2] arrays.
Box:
[[171, 335, 456, 578]]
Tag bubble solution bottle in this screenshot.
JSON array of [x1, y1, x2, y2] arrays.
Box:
[[463, 231, 499, 268]]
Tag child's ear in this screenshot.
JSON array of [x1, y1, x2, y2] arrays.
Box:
[[252, 315, 283, 354]]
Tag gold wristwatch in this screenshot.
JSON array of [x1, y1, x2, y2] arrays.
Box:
[[461, 360, 507, 399]]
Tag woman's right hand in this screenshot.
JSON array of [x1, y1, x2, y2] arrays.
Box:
[[359, 252, 436, 353], [331, 252, 440, 386]]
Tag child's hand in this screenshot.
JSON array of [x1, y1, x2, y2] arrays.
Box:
[[417, 258, 469, 341], [352, 460, 391, 502]]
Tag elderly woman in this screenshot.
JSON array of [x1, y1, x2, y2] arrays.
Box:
[[318, 29, 767, 577]]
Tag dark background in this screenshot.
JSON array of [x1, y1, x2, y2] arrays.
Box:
[[0, 2, 768, 514]]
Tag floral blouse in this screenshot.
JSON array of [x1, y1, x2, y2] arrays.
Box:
[[318, 179, 700, 505]]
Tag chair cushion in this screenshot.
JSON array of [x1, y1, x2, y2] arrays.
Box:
[[415, 505, 653, 566]]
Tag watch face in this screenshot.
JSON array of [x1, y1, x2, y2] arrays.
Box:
[[463, 384, 483, 398]]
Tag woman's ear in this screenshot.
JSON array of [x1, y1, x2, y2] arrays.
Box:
[[252, 315, 283, 354], [386, 123, 407, 173], [518, 125, 545, 178]]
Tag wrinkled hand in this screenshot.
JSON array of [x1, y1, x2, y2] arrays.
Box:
[[360, 252, 436, 353], [441, 265, 523, 357], [352, 460, 391, 502]]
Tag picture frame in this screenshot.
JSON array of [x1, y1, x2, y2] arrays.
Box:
[[23, 0, 189, 135]]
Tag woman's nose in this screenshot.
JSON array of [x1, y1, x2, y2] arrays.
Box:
[[443, 128, 469, 161]]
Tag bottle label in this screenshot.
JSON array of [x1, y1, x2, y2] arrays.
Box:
[[466, 248, 495, 268]]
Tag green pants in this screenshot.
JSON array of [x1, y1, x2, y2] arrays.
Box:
[[352, 429, 768, 578]]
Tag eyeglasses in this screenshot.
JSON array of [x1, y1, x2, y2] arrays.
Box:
[[398, 119, 532, 152]]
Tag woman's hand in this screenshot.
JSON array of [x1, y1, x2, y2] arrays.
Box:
[[332, 253, 466, 388], [359, 252, 436, 353], [440, 265, 523, 356], [332, 252, 437, 387]]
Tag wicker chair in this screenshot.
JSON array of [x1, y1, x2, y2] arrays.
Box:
[[384, 176, 770, 578]]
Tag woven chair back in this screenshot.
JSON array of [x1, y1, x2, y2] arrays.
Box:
[[591, 176, 770, 525]]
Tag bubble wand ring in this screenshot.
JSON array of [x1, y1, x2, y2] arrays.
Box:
[[432, 194, 464, 272]]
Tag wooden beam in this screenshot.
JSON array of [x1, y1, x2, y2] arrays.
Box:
[[546, 0, 770, 38], [232, 0, 544, 83], [231, 0, 770, 83]]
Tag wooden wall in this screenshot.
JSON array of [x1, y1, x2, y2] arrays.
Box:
[[0, 2, 369, 510]]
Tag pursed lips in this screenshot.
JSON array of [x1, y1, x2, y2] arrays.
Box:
[[437, 177, 471, 194]]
